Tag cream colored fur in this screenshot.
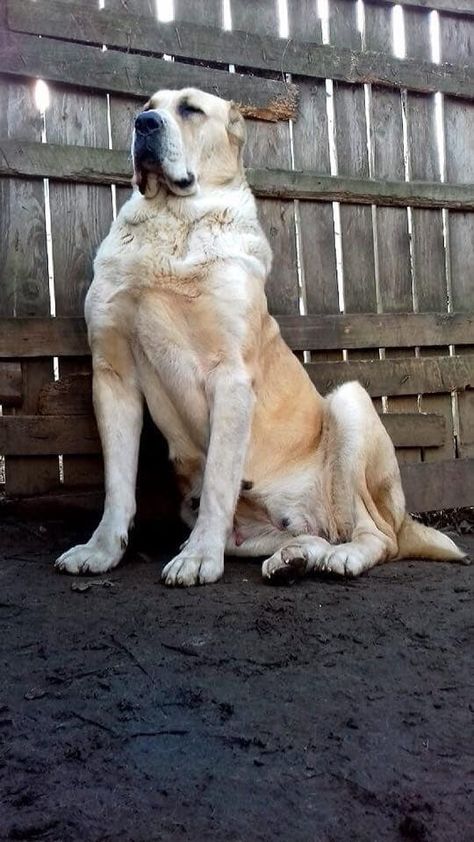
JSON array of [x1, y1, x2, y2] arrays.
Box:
[[55, 88, 466, 585]]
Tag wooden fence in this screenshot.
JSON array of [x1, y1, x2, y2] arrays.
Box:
[[0, 0, 473, 514]]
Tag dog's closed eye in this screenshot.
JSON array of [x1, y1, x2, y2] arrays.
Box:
[[178, 100, 205, 118]]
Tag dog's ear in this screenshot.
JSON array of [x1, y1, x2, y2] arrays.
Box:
[[227, 102, 246, 153]]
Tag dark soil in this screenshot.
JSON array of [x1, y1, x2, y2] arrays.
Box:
[[0, 515, 473, 842]]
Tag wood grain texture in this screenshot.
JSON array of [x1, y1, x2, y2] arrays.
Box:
[[441, 12, 474, 457], [288, 0, 338, 349], [38, 372, 92, 416], [0, 415, 100, 455], [405, 5, 455, 463], [401, 459, 474, 513], [365, 0, 474, 17], [230, 0, 299, 316], [0, 30, 298, 122], [366, 1, 420, 462], [0, 80, 59, 494], [1, 313, 472, 357], [0, 363, 22, 405], [277, 312, 474, 350], [0, 408, 446, 452], [6, 0, 474, 97], [305, 355, 474, 397], [330, 0, 378, 397], [45, 85, 112, 487], [3, 139, 473, 208], [0, 317, 89, 357]]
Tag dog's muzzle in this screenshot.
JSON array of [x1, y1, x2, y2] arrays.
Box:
[[133, 110, 195, 196]]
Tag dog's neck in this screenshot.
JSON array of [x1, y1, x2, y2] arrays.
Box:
[[129, 173, 255, 225]]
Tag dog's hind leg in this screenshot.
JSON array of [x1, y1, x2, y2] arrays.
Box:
[[262, 519, 391, 582], [56, 337, 143, 575]]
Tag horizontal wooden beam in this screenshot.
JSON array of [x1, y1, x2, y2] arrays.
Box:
[[0, 314, 473, 358], [305, 355, 474, 397], [249, 169, 474, 209], [381, 413, 445, 447], [364, 0, 474, 18], [401, 459, 474, 512], [6, 0, 474, 100], [0, 317, 89, 358], [278, 313, 474, 350], [0, 411, 446, 455], [0, 362, 22, 406], [1, 140, 473, 211], [0, 416, 99, 455], [0, 30, 297, 122]]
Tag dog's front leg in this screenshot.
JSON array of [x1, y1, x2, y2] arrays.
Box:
[[162, 364, 254, 586], [56, 353, 143, 575]]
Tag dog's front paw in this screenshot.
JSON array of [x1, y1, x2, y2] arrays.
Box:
[[55, 540, 124, 575], [161, 547, 224, 587]]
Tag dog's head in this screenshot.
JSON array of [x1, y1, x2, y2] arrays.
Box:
[[132, 88, 246, 198]]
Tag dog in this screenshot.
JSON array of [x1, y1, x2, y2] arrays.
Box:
[[55, 87, 465, 585]]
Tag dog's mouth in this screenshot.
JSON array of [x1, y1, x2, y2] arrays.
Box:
[[133, 136, 196, 198], [134, 166, 196, 196]]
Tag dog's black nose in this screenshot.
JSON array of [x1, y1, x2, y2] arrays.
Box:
[[135, 111, 163, 135]]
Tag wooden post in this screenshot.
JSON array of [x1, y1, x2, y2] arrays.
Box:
[[365, 1, 421, 464], [0, 78, 59, 494], [440, 9, 474, 458], [230, 0, 300, 315]]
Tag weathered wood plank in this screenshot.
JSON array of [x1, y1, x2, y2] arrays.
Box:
[[0, 415, 99, 455], [288, 1, 337, 321], [0, 313, 473, 357], [0, 318, 89, 357], [0, 30, 298, 122], [405, 5, 456, 464], [0, 362, 22, 405], [364, 0, 474, 17], [401, 459, 474, 513], [38, 372, 92, 416], [366, 2, 420, 464], [278, 313, 474, 350], [103, 0, 161, 213], [305, 355, 474, 397], [381, 413, 446, 447], [442, 12, 474, 459], [0, 409, 446, 453], [0, 79, 59, 494], [45, 83, 111, 489], [6, 0, 474, 98], [230, 0, 299, 316], [1, 140, 473, 209]]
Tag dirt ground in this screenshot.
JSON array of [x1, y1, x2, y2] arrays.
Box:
[[0, 514, 473, 842]]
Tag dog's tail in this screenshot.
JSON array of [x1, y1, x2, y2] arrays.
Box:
[[397, 514, 467, 563]]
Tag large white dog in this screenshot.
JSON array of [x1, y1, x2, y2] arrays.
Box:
[[56, 88, 465, 585]]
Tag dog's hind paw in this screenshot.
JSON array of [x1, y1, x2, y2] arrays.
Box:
[[262, 546, 308, 584]]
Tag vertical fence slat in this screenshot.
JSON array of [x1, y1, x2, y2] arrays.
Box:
[[365, 1, 421, 464], [440, 11, 474, 458], [290, 2, 338, 332], [329, 0, 380, 405], [46, 85, 113, 488], [331, 5, 376, 320], [404, 5, 455, 463], [230, 0, 299, 315], [105, 0, 159, 212], [0, 79, 59, 494]]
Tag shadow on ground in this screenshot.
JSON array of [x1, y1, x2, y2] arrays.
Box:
[[0, 516, 472, 842]]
